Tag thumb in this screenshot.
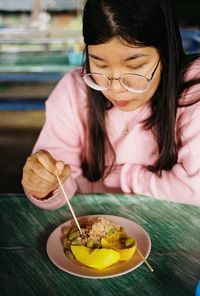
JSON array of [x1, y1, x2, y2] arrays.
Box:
[[61, 164, 71, 178]]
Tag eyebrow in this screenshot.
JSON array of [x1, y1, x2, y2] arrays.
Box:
[[124, 53, 148, 61], [88, 53, 148, 62]]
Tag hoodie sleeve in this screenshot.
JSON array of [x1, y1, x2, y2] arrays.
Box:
[[24, 68, 87, 209]]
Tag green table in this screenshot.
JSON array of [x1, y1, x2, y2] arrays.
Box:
[[0, 194, 200, 296]]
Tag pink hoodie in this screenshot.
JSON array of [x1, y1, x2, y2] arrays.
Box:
[[26, 58, 200, 208]]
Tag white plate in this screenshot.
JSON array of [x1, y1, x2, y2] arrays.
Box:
[[46, 215, 151, 279]]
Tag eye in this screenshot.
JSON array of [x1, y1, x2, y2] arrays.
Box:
[[94, 63, 108, 69], [127, 64, 144, 71], [90, 59, 108, 69]]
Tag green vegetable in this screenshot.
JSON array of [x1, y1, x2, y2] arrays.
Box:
[[62, 226, 71, 236], [125, 237, 135, 247], [86, 239, 94, 248], [65, 250, 74, 260], [69, 230, 80, 241]]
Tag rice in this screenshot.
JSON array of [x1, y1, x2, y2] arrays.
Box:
[[77, 217, 121, 248]]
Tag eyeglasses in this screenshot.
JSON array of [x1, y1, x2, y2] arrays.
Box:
[[82, 60, 160, 93]]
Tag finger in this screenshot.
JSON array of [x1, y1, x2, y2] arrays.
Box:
[[36, 150, 58, 174], [22, 171, 57, 197], [52, 165, 71, 187], [26, 156, 57, 184], [23, 167, 54, 190], [60, 164, 71, 179], [54, 165, 71, 186], [55, 161, 65, 175]]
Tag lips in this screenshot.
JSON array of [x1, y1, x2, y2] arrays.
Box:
[[113, 100, 130, 107]]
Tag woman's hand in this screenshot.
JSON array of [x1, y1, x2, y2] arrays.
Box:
[[22, 150, 71, 199]]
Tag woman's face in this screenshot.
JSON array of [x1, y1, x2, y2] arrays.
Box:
[[88, 37, 162, 112]]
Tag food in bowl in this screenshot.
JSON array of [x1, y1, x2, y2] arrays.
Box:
[[61, 217, 137, 269]]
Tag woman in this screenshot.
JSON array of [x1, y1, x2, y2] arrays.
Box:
[[22, 0, 200, 208]]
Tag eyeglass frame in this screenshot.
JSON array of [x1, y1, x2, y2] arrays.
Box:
[[81, 60, 160, 93]]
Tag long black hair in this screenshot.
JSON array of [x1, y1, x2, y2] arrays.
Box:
[[81, 0, 200, 181]]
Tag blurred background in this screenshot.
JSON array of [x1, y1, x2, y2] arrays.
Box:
[[0, 0, 199, 193]]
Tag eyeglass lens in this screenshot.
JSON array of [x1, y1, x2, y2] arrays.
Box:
[[84, 73, 149, 91]]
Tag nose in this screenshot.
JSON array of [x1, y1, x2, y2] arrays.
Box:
[[109, 78, 124, 92]]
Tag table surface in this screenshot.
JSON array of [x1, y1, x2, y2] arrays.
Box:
[[0, 193, 200, 296]]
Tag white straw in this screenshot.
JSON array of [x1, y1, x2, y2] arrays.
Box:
[[136, 247, 154, 272], [56, 173, 82, 234]]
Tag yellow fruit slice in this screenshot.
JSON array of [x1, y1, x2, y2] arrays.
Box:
[[101, 236, 137, 261], [71, 245, 120, 270]]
